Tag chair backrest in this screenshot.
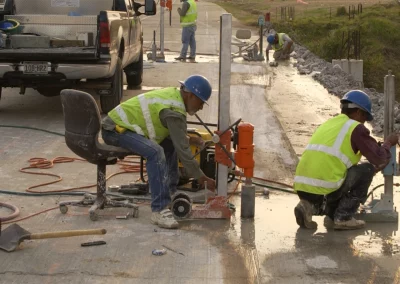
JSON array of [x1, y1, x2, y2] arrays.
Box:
[[235, 29, 252, 40], [60, 89, 101, 161]]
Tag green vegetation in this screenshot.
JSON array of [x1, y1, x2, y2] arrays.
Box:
[[336, 6, 347, 16], [215, 2, 400, 99]]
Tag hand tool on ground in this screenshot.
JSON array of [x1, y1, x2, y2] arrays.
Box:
[[0, 223, 106, 252], [81, 240, 107, 247]]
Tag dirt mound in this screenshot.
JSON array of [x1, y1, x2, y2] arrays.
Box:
[[292, 44, 399, 135]]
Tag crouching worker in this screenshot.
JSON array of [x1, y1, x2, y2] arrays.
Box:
[[101, 75, 216, 229], [266, 32, 294, 62], [293, 90, 399, 230]]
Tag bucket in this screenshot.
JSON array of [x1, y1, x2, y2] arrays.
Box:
[[0, 19, 21, 34]]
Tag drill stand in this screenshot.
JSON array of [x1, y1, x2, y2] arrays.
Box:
[[356, 71, 398, 223]]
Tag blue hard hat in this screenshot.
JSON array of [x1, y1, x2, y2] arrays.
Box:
[[267, 34, 276, 44], [341, 90, 373, 121], [179, 75, 212, 103]]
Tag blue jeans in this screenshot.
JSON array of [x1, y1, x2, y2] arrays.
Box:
[[180, 25, 196, 58], [102, 130, 179, 212]]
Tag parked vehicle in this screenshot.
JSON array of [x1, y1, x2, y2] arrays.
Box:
[[0, 0, 156, 113]]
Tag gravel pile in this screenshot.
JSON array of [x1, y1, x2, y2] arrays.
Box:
[[292, 44, 399, 135]]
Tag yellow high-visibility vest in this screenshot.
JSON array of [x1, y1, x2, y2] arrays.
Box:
[[108, 88, 186, 144], [294, 114, 362, 195]]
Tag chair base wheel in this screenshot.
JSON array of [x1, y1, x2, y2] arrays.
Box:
[[59, 194, 139, 222]]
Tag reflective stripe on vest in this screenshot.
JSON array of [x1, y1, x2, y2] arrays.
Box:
[[108, 88, 186, 144], [114, 105, 145, 136], [294, 176, 345, 189], [138, 94, 186, 141], [180, 0, 197, 27], [272, 33, 285, 51], [294, 114, 361, 195], [304, 119, 356, 169]]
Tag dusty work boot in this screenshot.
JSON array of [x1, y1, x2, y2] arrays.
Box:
[[151, 208, 179, 229], [294, 200, 318, 229], [333, 218, 365, 230], [323, 215, 334, 229], [174, 56, 186, 61]]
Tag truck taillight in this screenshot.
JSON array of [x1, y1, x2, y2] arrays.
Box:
[[99, 22, 111, 48]]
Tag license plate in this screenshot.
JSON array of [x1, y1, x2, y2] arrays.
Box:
[[23, 62, 49, 74]]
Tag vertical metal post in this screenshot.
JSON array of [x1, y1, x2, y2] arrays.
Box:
[[384, 70, 396, 198], [347, 30, 350, 60], [259, 25, 263, 57], [217, 14, 232, 197], [152, 30, 157, 61], [160, 5, 165, 56]]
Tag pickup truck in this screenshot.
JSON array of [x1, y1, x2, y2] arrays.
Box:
[[0, 0, 156, 113]]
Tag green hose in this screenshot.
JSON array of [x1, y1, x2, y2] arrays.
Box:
[[0, 125, 64, 137]]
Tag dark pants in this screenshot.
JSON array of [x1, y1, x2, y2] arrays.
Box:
[[297, 163, 375, 221]]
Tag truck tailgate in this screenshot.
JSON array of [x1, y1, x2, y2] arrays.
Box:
[[0, 47, 98, 61]]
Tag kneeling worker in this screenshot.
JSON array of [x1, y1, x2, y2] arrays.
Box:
[[266, 32, 294, 62], [101, 75, 216, 229], [293, 90, 399, 230]]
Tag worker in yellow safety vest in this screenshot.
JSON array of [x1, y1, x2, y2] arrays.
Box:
[[175, 0, 198, 62], [294, 90, 399, 230], [101, 75, 216, 229], [266, 33, 294, 62]]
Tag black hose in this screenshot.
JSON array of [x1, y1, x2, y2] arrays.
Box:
[[235, 178, 296, 194], [0, 189, 91, 197], [366, 184, 384, 199], [0, 125, 64, 137]]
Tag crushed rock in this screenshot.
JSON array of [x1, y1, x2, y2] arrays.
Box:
[[291, 44, 397, 135]]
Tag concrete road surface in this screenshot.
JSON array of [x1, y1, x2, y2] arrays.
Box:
[[1, 1, 400, 284]]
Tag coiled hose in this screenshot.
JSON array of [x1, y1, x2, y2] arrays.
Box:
[[0, 202, 20, 222]]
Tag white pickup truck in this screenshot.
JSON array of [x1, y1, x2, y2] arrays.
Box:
[[0, 0, 156, 113]]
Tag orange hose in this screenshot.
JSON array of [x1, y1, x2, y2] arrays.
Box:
[[2, 206, 58, 225]]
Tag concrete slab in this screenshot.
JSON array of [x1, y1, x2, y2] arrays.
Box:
[[1, 1, 400, 284]]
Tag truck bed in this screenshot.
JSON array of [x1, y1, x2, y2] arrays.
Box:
[[0, 47, 98, 61]]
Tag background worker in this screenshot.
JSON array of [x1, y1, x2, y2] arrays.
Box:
[[101, 75, 216, 229], [293, 90, 399, 230], [175, 0, 197, 62], [266, 33, 294, 62]]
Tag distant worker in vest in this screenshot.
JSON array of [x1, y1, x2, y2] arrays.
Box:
[[266, 33, 294, 62], [101, 75, 216, 229], [175, 0, 197, 62], [293, 90, 399, 230]]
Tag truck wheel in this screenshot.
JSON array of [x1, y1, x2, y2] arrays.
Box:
[[125, 48, 143, 88], [37, 87, 64, 97], [100, 58, 123, 114]]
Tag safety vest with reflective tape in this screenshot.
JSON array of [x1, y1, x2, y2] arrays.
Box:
[[180, 0, 197, 27], [271, 33, 285, 51], [108, 88, 186, 144], [294, 114, 362, 195]]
